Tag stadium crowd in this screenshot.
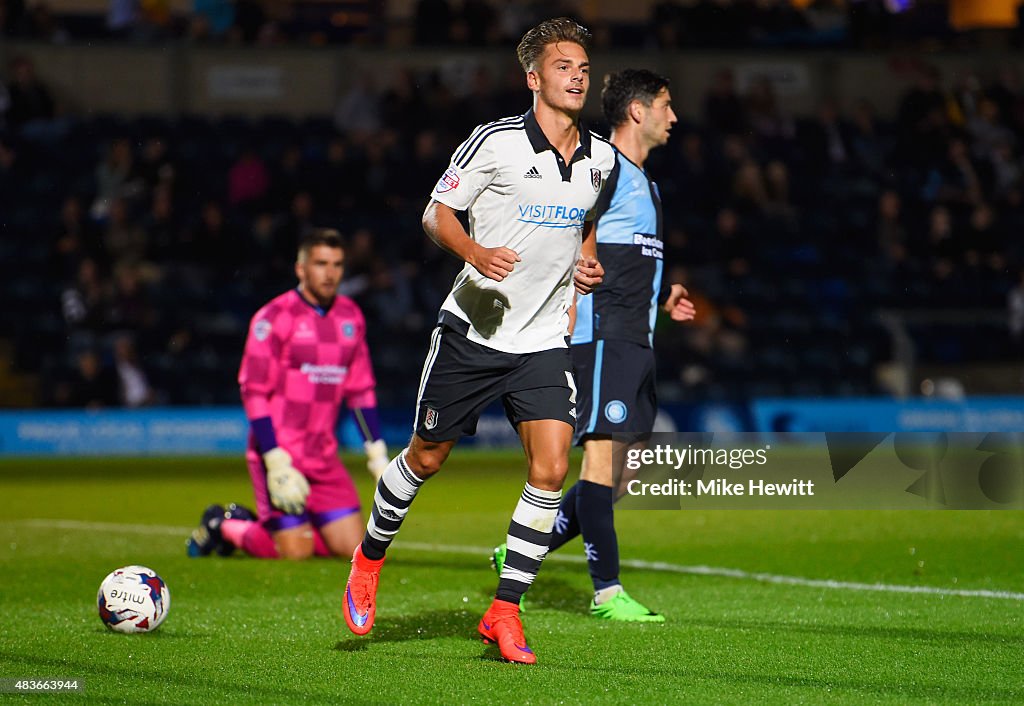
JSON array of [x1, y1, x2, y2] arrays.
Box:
[[0, 51, 1020, 408], [0, 0, 998, 50]]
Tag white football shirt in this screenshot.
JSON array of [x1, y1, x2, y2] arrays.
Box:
[[430, 109, 616, 354]]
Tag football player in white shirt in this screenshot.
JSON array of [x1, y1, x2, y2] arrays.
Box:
[[497, 69, 696, 623], [343, 17, 615, 665]]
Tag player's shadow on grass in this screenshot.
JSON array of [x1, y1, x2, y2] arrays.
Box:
[[334, 609, 477, 652], [333, 609, 523, 664], [363, 555, 592, 614], [499, 575, 592, 615]]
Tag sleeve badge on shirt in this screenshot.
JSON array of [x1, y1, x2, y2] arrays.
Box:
[[253, 319, 272, 341], [435, 166, 461, 194], [342, 323, 355, 339], [590, 168, 602, 193]]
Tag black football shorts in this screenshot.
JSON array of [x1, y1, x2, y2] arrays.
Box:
[[414, 324, 578, 442]]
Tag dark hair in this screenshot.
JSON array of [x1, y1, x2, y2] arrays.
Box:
[[601, 69, 671, 128], [516, 17, 592, 72], [297, 228, 344, 261]]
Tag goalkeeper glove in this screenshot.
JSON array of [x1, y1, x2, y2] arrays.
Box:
[[364, 439, 389, 483], [263, 447, 310, 515]]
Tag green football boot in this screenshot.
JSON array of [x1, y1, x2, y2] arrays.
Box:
[[590, 590, 665, 622]]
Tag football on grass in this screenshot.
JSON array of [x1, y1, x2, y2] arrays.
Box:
[[97, 565, 170, 633]]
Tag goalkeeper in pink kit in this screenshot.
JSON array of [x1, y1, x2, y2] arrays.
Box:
[[186, 229, 389, 560]]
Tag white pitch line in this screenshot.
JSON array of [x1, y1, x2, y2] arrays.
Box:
[[16, 518, 188, 536], [12, 519, 1024, 602], [398, 542, 1024, 602]]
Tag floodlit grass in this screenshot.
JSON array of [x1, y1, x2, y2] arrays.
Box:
[[0, 454, 1021, 704]]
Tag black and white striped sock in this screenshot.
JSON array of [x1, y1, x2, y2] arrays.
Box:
[[361, 449, 424, 560], [495, 483, 561, 604]]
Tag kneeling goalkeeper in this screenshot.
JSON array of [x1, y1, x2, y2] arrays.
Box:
[[186, 229, 388, 559]]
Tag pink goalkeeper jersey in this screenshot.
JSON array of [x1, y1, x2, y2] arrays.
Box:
[[238, 289, 377, 469]]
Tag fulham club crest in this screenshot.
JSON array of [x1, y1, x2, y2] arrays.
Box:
[[424, 407, 438, 430], [590, 168, 602, 193]]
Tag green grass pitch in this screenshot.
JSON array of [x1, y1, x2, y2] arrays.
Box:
[[0, 452, 1022, 704]]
